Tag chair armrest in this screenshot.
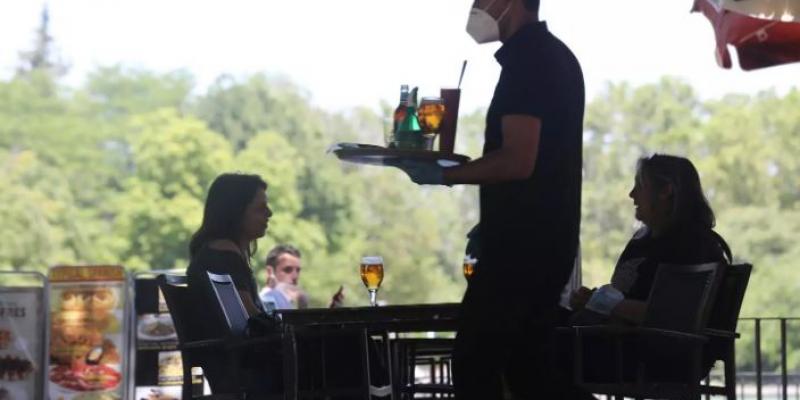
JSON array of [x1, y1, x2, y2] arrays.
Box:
[[555, 326, 580, 335], [636, 327, 708, 342], [227, 333, 283, 349], [572, 325, 708, 343], [180, 338, 226, 350], [180, 334, 282, 351], [704, 328, 739, 339], [572, 325, 636, 335]]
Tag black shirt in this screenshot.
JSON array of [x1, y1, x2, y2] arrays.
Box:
[[611, 226, 729, 301], [480, 21, 584, 256], [186, 245, 265, 328]]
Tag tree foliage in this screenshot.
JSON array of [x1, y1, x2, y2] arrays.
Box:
[[1, 55, 798, 371]]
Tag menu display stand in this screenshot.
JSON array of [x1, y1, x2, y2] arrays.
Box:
[[129, 270, 187, 400], [0, 271, 47, 400], [47, 265, 129, 400]]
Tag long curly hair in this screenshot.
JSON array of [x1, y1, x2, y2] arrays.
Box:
[[637, 154, 731, 261]]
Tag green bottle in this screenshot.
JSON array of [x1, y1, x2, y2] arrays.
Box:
[[396, 87, 422, 149]]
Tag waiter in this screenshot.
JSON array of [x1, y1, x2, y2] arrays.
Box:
[[399, 0, 584, 398]]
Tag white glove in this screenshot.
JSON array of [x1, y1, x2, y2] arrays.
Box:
[[585, 284, 625, 315], [386, 159, 447, 185]]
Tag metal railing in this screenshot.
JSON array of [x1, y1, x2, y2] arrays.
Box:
[[718, 318, 800, 400], [600, 318, 800, 400]]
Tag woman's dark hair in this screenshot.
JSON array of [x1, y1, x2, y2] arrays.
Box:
[[189, 173, 268, 259], [637, 154, 732, 261]]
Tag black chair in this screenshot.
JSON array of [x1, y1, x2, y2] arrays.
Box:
[[700, 263, 752, 400], [392, 337, 455, 399], [570, 262, 726, 400], [286, 323, 393, 399], [158, 274, 220, 399], [207, 273, 386, 400], [158, 273, 283, 400], [205, 271, 253, 338], [205, 272, 285, 399]]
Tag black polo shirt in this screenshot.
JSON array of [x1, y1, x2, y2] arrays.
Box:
[[479, 21, 584, 259]]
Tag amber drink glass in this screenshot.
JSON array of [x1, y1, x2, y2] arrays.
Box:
[[360, 256, 384, 306]]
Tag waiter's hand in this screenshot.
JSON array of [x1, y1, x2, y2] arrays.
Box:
[[390, 159, 448, 185], [465, 223, 481, 260]]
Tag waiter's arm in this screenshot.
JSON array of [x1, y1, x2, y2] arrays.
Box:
[[443, 115, 541, 185]]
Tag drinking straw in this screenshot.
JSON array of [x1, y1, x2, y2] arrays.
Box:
[[458, 60, 467, 89]]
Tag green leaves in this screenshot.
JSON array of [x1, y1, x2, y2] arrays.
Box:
[[127, 109, 232, 199], [1, 66, 799, 373], [84, 66, 195, 119]]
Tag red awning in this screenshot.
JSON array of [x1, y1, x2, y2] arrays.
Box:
[[693, 0, 800, 70]]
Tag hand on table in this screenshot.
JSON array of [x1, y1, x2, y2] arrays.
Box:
[[585, 284, 624, 316], [569, 286, 595, 310]]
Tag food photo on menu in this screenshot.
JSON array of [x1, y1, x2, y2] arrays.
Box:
[[0, 322, 35, 400], [0, 350, 35, 399], [134, 386, 180, 400], [48, 286, 123, 399], [157, 351, 182, 385], [136, 314, 177, 342]]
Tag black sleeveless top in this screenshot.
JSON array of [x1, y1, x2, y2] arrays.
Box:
[[186, 245, 265, 321], [611, 226, 729, 301]]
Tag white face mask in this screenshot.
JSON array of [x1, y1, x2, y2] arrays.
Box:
[[466, 0, 511, 44]]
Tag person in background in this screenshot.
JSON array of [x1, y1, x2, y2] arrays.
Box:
[[259, 244, 345, 310], [257, 246, 385, 389]]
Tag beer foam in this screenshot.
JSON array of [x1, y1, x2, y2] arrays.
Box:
[[361, 256, 383, 264]]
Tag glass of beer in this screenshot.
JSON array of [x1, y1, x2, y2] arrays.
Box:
[[360, 256, 384, 306], [418, 97, 446, 148], [463, 255, 477, 280]]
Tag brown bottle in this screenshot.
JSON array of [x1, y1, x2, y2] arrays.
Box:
[[392, 84, 409, 135]]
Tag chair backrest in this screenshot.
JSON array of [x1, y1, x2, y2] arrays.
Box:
[[206, 272, 250, 338], [156, 274, 198, 344], [643, 262, 723, 332], [706, 263, 752, 332]]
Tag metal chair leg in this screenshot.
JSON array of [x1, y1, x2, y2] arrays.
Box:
[[282, 326, 298, 400]]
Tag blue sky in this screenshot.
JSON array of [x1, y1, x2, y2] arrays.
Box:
[[2, 0, 798, 113]]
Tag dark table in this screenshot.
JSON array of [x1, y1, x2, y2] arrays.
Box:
[[275, 303, 460, 400], [276, 302, 460, 332]]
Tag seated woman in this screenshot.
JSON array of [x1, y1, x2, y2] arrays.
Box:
[[187, 173, 270, 318], [184, 173, 386, 395], [185, 173, 277, 396], [554, 154, 733, 398], [570, 153, 732, 324]]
